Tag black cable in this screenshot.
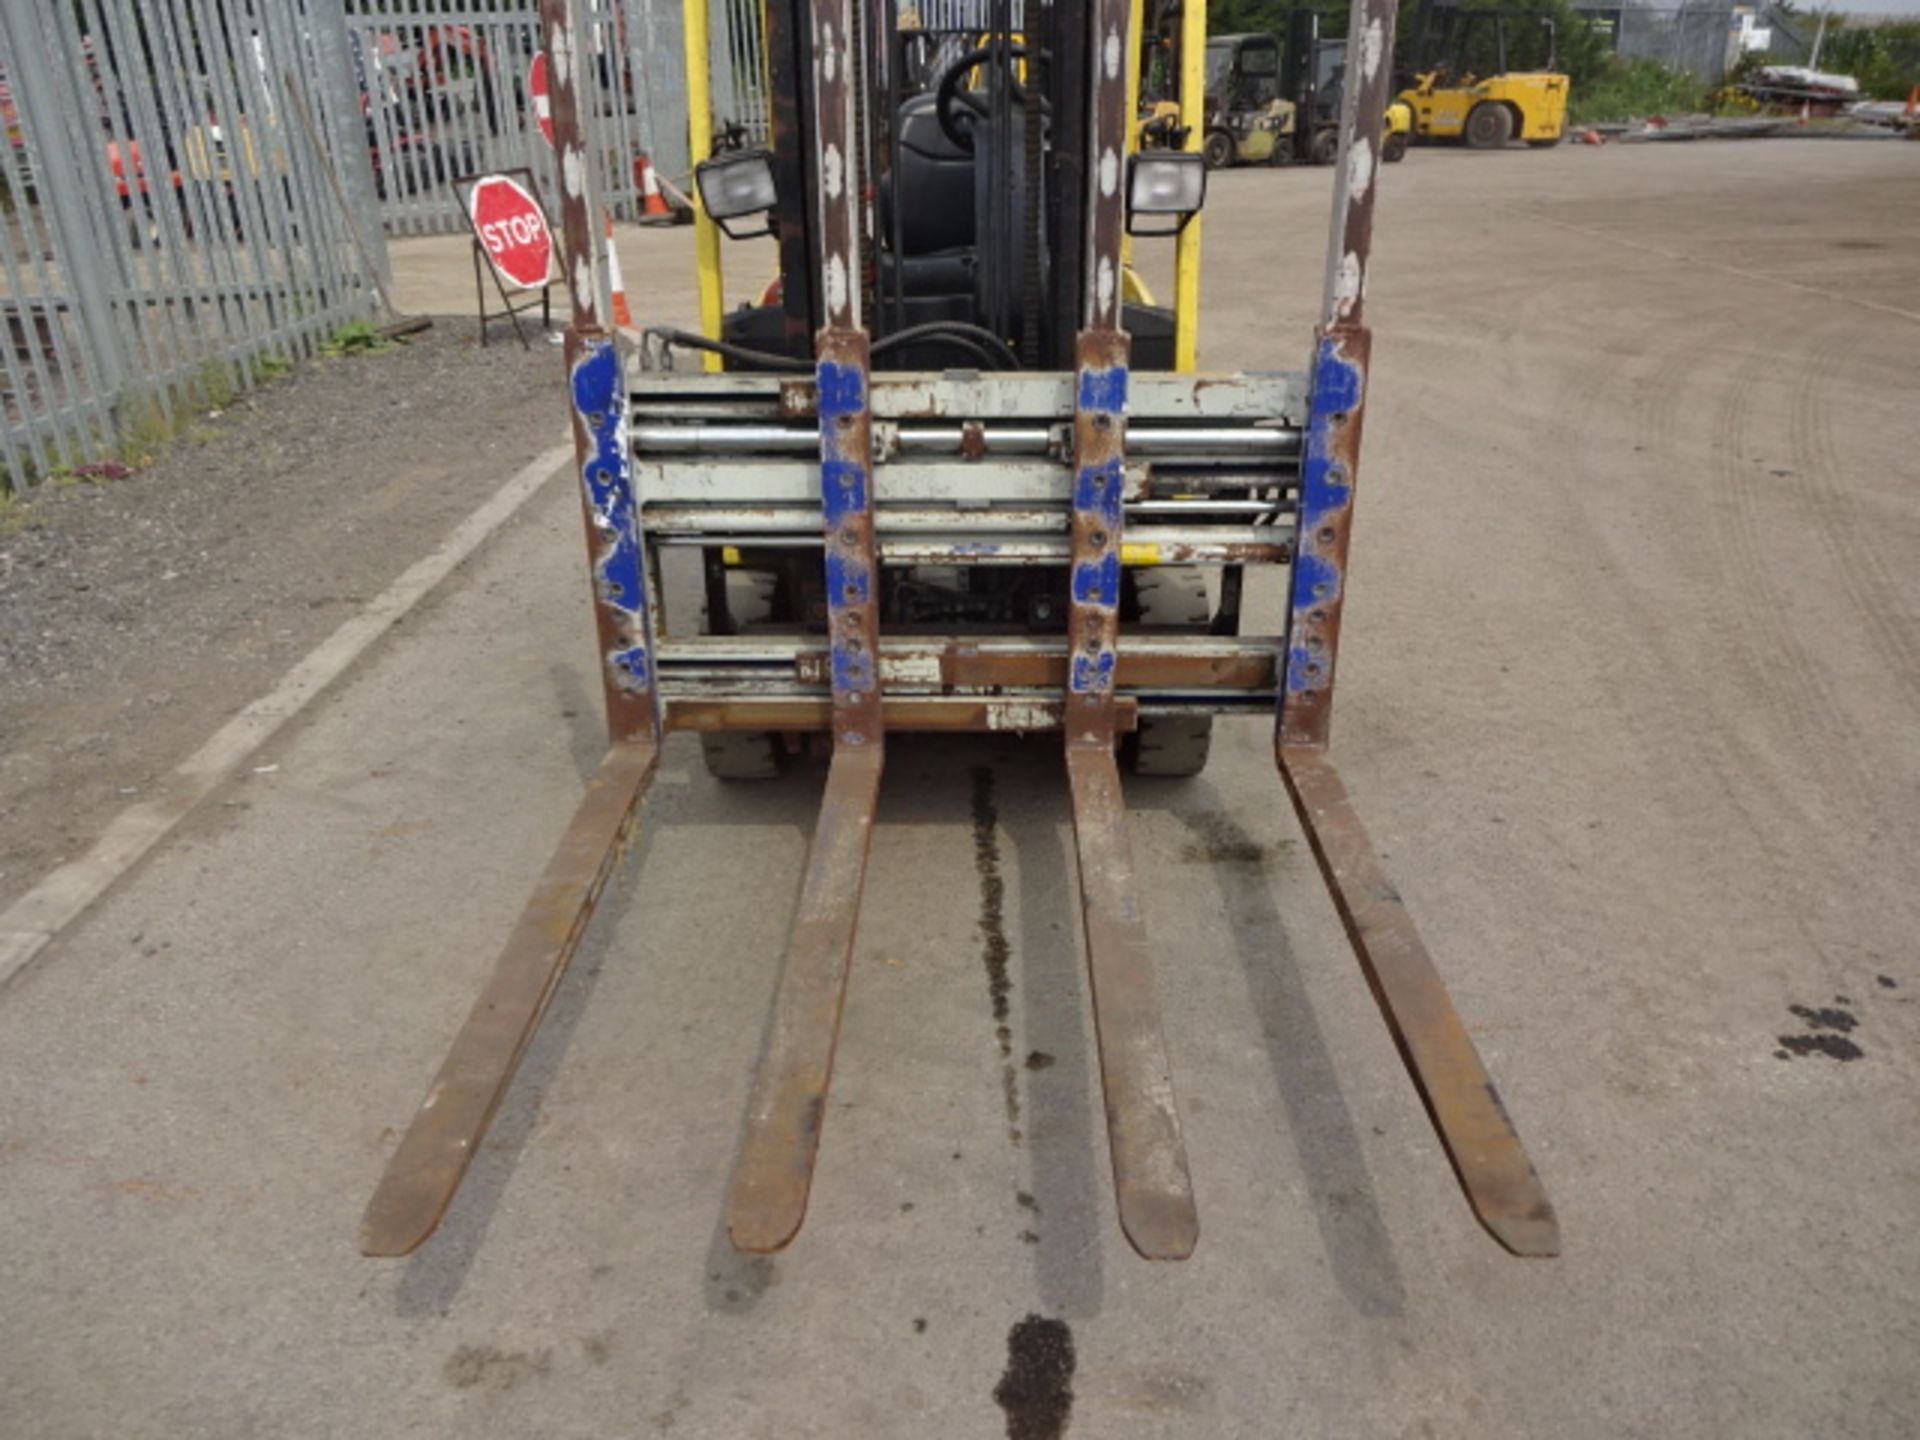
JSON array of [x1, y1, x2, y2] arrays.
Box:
[[872, 321, 1020, 369], [649, 322, 1018, 375], [644, 326, 812, 372], [874, 330, 1007, 371]]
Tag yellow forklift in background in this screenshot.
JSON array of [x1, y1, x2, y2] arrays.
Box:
[[1185, 23, 1412, 169], [1399, 0, 1569, 148]]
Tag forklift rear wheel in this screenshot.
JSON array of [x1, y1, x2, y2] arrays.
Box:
[[1464, 103, 1514, 149], [1265, 137, 1294, 167], [1383, 133, 1410, 163], [1121, 568, 1213, 778], [1308, 127, 1340, 166], [701, 570, 784, 780], [1202, 130, 1237, 170]]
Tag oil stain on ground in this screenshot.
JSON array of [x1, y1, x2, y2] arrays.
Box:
[[442, 1344, 552, 1393], [994, 1314, 1076, 1440], [971, 767, 1022, 1139], [1175, 810, 1288, 866], [1775, 998, 1864, 1061]]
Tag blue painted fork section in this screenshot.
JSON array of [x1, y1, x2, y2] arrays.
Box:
[[571, 335, 657, 703], [1069, 361, 1128, 698], [1282, 332, 1364, 705], [817, 355, 877, 703]]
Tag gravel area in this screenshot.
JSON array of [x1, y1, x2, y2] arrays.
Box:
[[0, 318, 566, 910]]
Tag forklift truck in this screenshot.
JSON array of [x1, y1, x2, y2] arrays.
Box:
[[1399, 0, 1570, 147], [1201, 22, 1411, 168], [359, 0, 1560, 1265]]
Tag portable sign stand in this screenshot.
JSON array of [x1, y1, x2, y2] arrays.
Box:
[[454, 168, 555, 349]]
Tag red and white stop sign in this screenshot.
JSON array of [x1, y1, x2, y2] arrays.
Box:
[[468, 174, 552, 290], [528, 53, 554, 147]]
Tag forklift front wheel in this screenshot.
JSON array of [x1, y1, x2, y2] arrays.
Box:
[[1383, 133, 1410, 163], [1464, 102, 1515, 149], [1308, 127, 1340, 166], [701, 569, 785, 781], [1202, 130, 1237, 170], [1121, 568, 1214, 778]]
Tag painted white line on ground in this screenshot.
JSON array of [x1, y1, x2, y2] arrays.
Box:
[[0, 440, 576, 992]]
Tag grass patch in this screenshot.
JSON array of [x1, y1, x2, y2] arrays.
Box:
[[1569, 57, 1706, 125], [198, 360, 237, 414], [0, 488, 39, 537], [320, 319, 396, 358], [113, 393, 172, 469]]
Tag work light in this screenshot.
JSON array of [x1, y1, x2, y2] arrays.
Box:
[[695, 151, 779, 239], [1126, 152, 1207, 234]]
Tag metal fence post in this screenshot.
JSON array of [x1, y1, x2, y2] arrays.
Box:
[[0, 4, 129, 425], [305, 0, 393, 298], [634, 0, 690, 182]]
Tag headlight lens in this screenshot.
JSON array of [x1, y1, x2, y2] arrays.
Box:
[[1127, 152, 1207, 218], [694, 151, 778, 232]]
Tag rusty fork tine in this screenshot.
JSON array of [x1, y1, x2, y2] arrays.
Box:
[[1278, 747, 1560, 1257], [361, 737, 659, 1257], [725, 746, 884, 1252], [1062, 0, 1201, 1259], [1066, 747, 1200, 1260], [725, 0, 884, 1255]]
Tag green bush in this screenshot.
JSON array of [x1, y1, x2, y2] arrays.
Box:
[[1817, 19, 1920, 101], [1568, 56, 1705, 123]]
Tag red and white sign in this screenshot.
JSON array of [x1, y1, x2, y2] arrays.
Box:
[[468, 174, 552, 291], [528, 53, 553, 147]]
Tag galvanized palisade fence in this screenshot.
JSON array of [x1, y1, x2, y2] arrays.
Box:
[[0, 0, 388, 494], [341, 0, 768, 238]]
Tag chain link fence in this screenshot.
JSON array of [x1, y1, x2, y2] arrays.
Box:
[[0, 0, 386, 494], [1582, 4, 1814, 87]]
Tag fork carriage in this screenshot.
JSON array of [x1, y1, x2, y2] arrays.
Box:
[[359, 0, 1559, 1264]]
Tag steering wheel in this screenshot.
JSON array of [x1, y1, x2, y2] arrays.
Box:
[[934, 43, 1029, 152]]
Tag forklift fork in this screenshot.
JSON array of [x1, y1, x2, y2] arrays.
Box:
[[363, 0, 1557, 1263], [1058, 22, 1200, 1260]]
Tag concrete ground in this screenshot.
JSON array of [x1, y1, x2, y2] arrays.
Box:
[[3, 139, 1918, 1439]]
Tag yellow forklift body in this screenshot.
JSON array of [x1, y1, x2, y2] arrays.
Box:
[[1403, 70, 1569, 141]]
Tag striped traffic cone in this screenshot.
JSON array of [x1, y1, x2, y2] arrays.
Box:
[[603, 210, 634, 329], [635, 151, 675, 226]]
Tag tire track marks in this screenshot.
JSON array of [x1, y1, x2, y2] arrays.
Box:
[[1787, 324, 1920, 706]]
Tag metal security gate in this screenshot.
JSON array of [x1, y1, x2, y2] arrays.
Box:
[[343, 0, 765, 237], [0, 0, 385, 495]]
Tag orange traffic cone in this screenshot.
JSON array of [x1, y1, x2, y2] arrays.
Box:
[[1905, 84, 1919, 117], [636, 151, 675, 226], [603, 210, 633, 329]]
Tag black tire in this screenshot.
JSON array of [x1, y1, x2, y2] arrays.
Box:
[[1308, 127, 1340, 166], [1464, 103, 1514, 150], [700, 571, 783, 780], [1264, 135, 1294, 166], [1202, 130, 1236, 170], [1121, 568, 1213, 778], [1382, 132, 1410, 163]]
